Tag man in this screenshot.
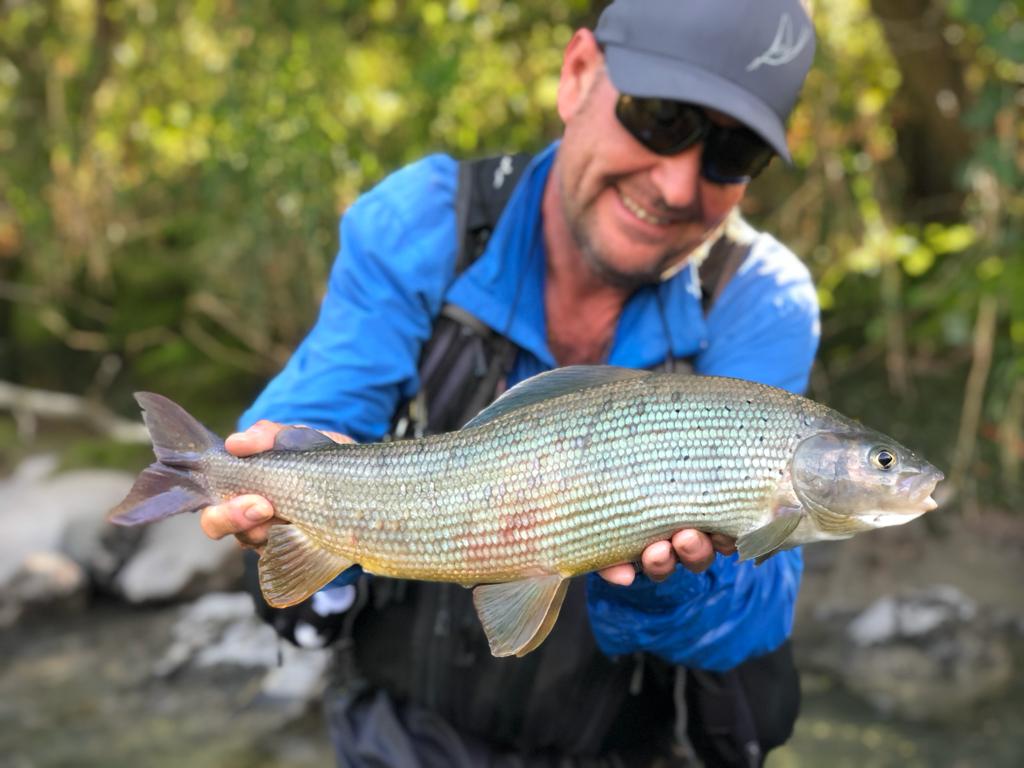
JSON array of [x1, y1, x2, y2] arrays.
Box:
[[201, 0, 819, 765]]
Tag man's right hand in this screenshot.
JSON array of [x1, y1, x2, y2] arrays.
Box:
[[198, 420, 353, 551]]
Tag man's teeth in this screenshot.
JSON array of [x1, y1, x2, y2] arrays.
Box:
[[620, 191, 669, 225]]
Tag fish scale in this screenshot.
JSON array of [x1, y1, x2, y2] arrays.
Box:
[[200, 374, 810, 582]]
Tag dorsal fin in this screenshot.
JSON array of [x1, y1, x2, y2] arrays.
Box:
[[462, 365, 650, 430]]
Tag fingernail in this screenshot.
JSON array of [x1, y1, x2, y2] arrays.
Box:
[[244, 501, 271, 522], [678, 530, 700, 552]]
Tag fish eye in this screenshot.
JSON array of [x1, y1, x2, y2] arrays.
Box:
[[871, 448, 897, 470]]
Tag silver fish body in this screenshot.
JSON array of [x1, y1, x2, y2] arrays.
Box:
[[110, 366, 943, 656], [211, 375, 819, 579]]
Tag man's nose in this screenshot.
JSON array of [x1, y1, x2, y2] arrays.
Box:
[[649, 146, 703, 209]]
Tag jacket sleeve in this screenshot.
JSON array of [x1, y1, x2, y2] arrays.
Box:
[[238, 155, 460, 442], [586, 233, 820, 671]]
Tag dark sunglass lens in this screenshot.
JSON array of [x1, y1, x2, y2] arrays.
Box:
[[701, 126, 774, 183], [616, 96, 706, 155]]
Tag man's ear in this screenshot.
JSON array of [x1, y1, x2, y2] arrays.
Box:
[[557, 29, 604, 123]]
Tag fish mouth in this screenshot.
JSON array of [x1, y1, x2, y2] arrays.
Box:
[[899, 470, 944, 513], [858, 480, 942, 528], [858, 508, 929, 528]]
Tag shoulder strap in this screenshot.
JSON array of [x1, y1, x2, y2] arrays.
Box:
[[454, 152, 533, 273], [697, 212, 758, 314], [390, 152, 531, 440], [652, 214, 756, 375]]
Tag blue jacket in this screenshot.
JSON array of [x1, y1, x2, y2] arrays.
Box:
[[241, 143, 820, 672]]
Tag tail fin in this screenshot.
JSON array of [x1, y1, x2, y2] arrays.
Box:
[[109, 393, 222, 526]]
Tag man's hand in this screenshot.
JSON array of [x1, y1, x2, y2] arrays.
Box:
[[198, 420, 353, 551], [597, 531, 737, 586]]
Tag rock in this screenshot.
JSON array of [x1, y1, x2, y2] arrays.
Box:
[[0, 452, 243, 610], [156, 592, 268, 676], [156, 592, 330, 719], [847, 585, 977, 647], [0, 455, 137, 579], [0, 551, 88, 627], [260, 649, 330, 710], [837, 586, 1014, 721], [0, 455, 138, 620], [114, 514, 242, 603]]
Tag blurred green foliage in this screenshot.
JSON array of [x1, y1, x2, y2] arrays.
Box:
[[0, 0, 1020, 504]]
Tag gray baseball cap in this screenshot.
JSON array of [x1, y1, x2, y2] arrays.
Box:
[[595, 0, 816, 161]]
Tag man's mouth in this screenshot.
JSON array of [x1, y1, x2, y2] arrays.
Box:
[[619, 190, 671, 226]]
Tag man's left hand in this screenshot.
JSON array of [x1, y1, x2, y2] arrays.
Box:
[[597, 530, 737, 586]]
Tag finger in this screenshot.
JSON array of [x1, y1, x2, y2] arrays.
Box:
[[235, 521, 274, 551], [224, 420, 283, 457], [641, 540, 677, 582], [597, 563, 636, 587], [710, 533, 737, 556], [322, 431, 355, 445], [199, 494, 275, 540], [672, 529, 716, 573]]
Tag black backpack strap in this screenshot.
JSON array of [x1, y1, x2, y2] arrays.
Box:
[[653, 213, 757, 375], [391, 152, 532, 439], [698, 212, 758, 314], [454, 152, 533, 271]]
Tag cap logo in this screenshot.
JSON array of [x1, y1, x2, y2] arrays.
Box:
[[746, 13, 812, 72]]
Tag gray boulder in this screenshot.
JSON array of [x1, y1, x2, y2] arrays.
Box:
[[0, 455, 135, 623], [0, 453, 243, 618], [0, 551, 87, 626], [156, 591, 330, 718], [113, 513, 242, 603], [838, 585, 1014, 721], [0, 455, 132, 580]]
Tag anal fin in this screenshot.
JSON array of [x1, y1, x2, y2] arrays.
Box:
[[259, 524, 355, 608], [736, 514, 802, 564], [472, 574, 569, 657]]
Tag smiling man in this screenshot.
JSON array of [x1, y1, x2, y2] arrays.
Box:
[[200, 0, 819, 765]]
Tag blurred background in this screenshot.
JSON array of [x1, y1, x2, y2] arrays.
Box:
[[0, 0, 1020, 766]]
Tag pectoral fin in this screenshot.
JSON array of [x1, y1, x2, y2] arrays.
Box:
[[736, 514, 802, 564], [472, 574, 569, 657], [259, 524, 355, 608]]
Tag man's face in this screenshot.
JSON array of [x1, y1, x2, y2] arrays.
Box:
[[554, 44, 751, 288]]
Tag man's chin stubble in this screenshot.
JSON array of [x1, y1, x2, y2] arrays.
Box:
[[576, 228, 696, 289], [579, 247, 665, 289]]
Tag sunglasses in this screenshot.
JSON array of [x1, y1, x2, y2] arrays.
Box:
[[614, 94, 775, 184]]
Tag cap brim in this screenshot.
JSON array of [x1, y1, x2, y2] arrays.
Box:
[[603, 45, 792, 163]]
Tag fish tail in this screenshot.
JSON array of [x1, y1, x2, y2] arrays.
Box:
[[109, 393, 222, 526]]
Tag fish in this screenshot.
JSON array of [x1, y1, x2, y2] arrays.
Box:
[[109, 366, 943, 657]]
